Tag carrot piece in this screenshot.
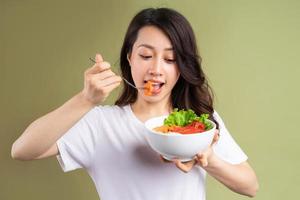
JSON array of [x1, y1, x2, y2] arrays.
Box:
[[153, 125, 170, 133], [144, 81, 154, 96]]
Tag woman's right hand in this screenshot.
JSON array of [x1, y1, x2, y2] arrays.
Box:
[[81, 53, 122, 105]]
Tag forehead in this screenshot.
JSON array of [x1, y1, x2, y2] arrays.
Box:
[[133, 25, 173, 51]]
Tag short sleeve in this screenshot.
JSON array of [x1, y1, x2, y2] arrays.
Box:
[[212, 111, 248, 164], [56, 106, 102, 172]]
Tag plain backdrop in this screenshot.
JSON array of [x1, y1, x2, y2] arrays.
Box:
[[1, 0, 299, 199]]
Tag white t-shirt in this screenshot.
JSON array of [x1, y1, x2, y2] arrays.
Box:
[[56, 105, 247, 200]]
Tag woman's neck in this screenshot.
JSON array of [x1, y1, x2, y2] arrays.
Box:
[[131, 98, 173, 122]]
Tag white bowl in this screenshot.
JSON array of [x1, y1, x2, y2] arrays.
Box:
[[144, 115, 216, 162]]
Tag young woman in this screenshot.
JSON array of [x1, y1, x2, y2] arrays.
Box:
[[11, 8, 258, 200]]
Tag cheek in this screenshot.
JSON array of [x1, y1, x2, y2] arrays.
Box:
[[129, 55, 141, 80], [131, 67, 141, 80], [130, 64, 147, 83], [167, 66, 180, 84], [129, 54, 150, 82]]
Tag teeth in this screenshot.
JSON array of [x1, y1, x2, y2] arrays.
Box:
[[152, 85, 161, 90]]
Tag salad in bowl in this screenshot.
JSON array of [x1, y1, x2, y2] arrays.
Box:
[[144, 109, 216, 161]]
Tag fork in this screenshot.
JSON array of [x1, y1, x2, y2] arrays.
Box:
[[89, 57, 144, 90]]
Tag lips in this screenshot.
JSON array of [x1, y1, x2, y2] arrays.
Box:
[[144, 80, 165, 95], [144, 80, 165, 88], [144, 80, 165, 85]]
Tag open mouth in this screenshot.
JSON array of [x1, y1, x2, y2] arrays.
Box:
[[144, 80, 165, 88], [143, 80, 165, 95]]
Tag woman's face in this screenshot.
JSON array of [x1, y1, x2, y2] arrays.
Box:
[[128, 25, 180, 103]]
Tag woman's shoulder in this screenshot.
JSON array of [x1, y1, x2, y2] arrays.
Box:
[[212, 110, 221, 120], [212, 110, 226, 128]]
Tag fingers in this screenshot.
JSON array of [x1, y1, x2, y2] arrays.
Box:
[[210, 129, 220, 147], [95, 75, 122, 88], [196, 153, 208, 167], [159, 155, 197, 173], [85, 69, 121, 88], [173, 159, 197, 173], [101, 81, 122, 94], [195, 130, 219, 168], [86, 77, 121, 102], [81, 53, 122, 105], [166, 130, 221, 172], [95, 53, 103, 63], [86, 61, 111, 75], [89, 69, 116, 81], [159, 155, 172, 163]]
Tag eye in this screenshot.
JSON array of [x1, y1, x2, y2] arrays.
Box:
[[165, 58, 176, 64], [139, 54, 152, 60]]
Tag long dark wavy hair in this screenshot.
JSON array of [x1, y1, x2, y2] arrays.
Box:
[[115, 8, 219, 128]]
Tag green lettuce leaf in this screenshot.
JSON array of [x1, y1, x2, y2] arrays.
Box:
[[163, 108, 213, 130]]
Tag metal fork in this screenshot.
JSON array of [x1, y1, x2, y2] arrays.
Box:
[[89, 57, 144, 90]]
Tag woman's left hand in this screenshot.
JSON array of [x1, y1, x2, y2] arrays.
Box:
[[159, 129, 220, 173]]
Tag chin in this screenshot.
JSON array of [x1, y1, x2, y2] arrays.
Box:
[[141, 92, 171, 103]]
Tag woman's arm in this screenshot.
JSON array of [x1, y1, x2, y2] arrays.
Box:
[[203, 155, 259, 197], [173, 152, 258, 197], [11, 92, 95, 160], [171, 131, 259, 197], [11, 54, 122, 161]]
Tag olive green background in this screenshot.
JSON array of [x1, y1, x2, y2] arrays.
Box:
[[1, 0, 299, 199]]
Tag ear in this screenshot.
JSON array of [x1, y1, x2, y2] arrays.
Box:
[[127, 54, 131, 66]]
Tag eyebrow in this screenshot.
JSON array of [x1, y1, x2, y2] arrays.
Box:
[[137, 44, 173, 51]]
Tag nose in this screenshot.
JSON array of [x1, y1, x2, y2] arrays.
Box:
[[148, 59, 163, 76]]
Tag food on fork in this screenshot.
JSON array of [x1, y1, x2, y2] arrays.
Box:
[[144, 80, 154, 96]]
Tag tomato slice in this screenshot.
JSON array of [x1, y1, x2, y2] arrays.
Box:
[[172, 121, 206, 134]]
